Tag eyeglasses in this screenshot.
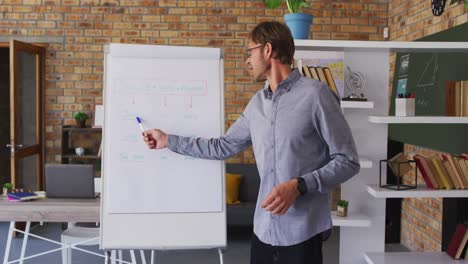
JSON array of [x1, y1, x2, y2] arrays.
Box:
[[246, 44, 264, 59]]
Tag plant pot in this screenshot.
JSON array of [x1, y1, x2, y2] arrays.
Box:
[[284, 13, 313, 39], [2, 188, 10, 196], [336, 205, 348, 217], [76, 119, 86, 128]]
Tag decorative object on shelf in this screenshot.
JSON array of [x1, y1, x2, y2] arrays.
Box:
[[395, 95, 416, 116], [431, 0, 446, 16], [380, 157, 418, 190], [450, 0, 468, 9], [74, 112, 89, 128], [336, 200, 348, 217], [93, 105, 104, 128], [343, 65, 368, 101], [262, 0, 313, 39], [75, 147, 85, 157], [2, 182, 12, 196]]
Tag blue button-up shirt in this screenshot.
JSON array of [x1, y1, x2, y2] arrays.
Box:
[[168, 69, 360, 246]]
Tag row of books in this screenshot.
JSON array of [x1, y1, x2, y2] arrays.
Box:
[[7, 191, 41, 202], [446, 80, 468, 117], [301, 66, 340, 97], [447, 223, 467, 260], [413, 153, 468, 190]]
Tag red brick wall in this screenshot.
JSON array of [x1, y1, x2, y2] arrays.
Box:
[[388, 0, 467, 252], [0, 0, 389, 163]]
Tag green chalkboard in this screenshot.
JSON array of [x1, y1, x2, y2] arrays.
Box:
[[389, 23, 468, 154]]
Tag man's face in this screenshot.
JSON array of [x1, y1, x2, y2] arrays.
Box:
[[246, 42, 269, 82]]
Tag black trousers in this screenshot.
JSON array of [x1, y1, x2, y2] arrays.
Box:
[[250, 232, 323, 264]]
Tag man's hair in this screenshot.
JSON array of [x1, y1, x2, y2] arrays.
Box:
[[248, 21, 295, 65]]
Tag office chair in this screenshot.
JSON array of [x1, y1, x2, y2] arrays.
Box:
[[60, 178, 152, 264]]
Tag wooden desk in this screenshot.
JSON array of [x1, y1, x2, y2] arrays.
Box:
[[0, 196, 100, 222], [0, 196, 102, 264]]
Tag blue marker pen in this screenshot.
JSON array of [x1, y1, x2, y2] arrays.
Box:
[[136, 116, 146, 136]]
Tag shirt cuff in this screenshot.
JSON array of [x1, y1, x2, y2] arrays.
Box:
[[303, 172, 319, 193], [167, 134, 178, 152]]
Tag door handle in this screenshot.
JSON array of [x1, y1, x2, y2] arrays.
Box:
[[6, 144, 23, 154]]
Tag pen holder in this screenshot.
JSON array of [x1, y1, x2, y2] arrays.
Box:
[[395, 98, 415, 116]]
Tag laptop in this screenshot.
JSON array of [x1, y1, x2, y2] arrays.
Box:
[[45, 164, 97, 198]]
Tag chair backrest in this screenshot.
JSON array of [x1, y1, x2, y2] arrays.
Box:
[[94, 177, 101, 193]]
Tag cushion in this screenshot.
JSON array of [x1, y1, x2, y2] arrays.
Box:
[[226, 173, 242, 204]]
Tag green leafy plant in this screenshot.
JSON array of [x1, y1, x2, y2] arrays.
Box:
[[3, 182, 12, 190], [450, 0, 468, 9], [74, 112, 89, 121], [336, 199, 349, 208], [262, 0, 308, 13]]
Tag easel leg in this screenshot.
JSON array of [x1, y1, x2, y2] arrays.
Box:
[[150, 250, 154, 264], [19, 221, 31, 264], [104, 251, 110, 264], [3, 221, 15, 264], [218, 248, 224, 264]]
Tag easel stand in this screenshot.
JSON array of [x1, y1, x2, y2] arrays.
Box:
[[103, 248, 225, 264]]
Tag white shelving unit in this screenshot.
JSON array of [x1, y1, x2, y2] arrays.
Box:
[[332, 212, 371, 227], [341, 101, 374, 109], [369, 116, 468, 124], [364, 252, 467, 264], [294, 40, 468, 264], [367, 184, 468, 198]]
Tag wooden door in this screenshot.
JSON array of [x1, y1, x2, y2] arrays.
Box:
[[9, 40, 44, 191]]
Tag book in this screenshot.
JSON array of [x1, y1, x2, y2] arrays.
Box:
[[447, 224, 468, 259], [462, 81, 468, 116], [308, 66, 320, 81], [456, 157, 468, 186], [427, 159, 444, 189], [442, 153, 467, 189], [442, 159, 463, 189], [323, 67, 340, 97], [388, 152, 413, 177], [302, 66, 312, 78], [413, 155, 438, 189], [315, 67, 328, 85], [432, 157, 454, 189], [451, 155, 468, 188], [7, 192, 40, 201], [456, 231, 468, 259]]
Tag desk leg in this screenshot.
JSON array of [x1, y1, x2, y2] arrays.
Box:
[[3, 221, 14, 264], [19, 221, 31, 264]]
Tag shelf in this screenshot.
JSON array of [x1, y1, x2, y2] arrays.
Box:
[[364, 252, 467, 264], [366, 184, 468, 198], [368, 116, 468, 124], [359, 158, 373, 168], [341, 101, 374, 109], [62, 126, 102, 131], [62, 154, 101, 159], [294, 40, 468, 53], [331, 212, 371, 227]]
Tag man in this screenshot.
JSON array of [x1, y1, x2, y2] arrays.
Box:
[[143, 21, 360, 264]]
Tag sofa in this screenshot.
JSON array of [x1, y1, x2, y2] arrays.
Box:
[[226, 163, 260, 227]]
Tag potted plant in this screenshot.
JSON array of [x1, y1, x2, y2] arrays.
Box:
[[74, 112, 89, 128], [262, 0, 313, 39], [450, 0, 468, 9], [336, 199, 349, 217], [3, 182, 12, 196]]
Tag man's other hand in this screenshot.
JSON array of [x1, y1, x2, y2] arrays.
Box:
[[261, 179, 300, 215]]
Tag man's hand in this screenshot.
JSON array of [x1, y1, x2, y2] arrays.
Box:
[[261, 179, 301, 215], [142, 129, 168, 149]]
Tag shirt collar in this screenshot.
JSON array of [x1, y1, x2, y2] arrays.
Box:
[[262, 68, 302, 100]]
